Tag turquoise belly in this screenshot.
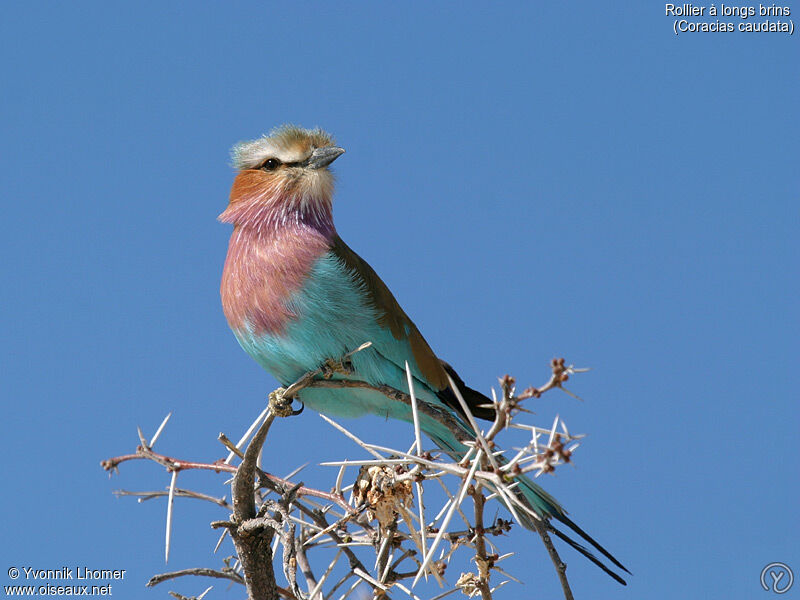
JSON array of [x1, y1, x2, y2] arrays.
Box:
[[233, 253, 441, 419]]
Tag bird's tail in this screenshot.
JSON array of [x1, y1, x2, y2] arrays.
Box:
[[430, 432, 629, 585], [514, 473, 630, 585]]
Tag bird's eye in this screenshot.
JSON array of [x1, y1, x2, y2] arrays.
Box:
[[262, 158, 281, 171]]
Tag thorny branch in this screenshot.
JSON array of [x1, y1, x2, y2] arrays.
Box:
[[147, 567, 244, 588], [103, 352, 591, 600]]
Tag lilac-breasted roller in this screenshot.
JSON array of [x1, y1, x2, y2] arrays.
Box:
[[220, 125, 628, 584]]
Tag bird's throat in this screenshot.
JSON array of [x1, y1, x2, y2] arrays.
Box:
[[219, 170, 335, 236]]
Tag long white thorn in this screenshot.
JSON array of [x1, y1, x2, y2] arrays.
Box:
[[406, 361, 424, 458], [307, 549, 341, 600], [224, 406, 269, 465], [374, 535, 391, 572], [353, 568, 389, 592], [149, 412, 172, 448], [334, 464, 347, 495], [391, 581, 424, 600], [446, 375, 500, 472], [337, 577, 361, 600], [490, 580, 512, 594], [271, 532, 280, 559], [213, 528, 228, 554], [361, 444, 466, 476], [492, 566, 522, 584], [282, 462, 309, 480], [196, 586, 214, 599], [319, 414, 385, 460], [380, 549, 395, 584], [415, 481, 428, 580], [428, 587, 460, 600], [397, 504, 444, 586], [413, 450, 482, 587], [547, 414, 560, 448], [165, 469, 177, 563], [320, 458, 412, 467], [435, 477, 473, 530]]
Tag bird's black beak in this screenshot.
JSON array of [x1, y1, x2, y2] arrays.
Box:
[[307, 146, 345, 170]]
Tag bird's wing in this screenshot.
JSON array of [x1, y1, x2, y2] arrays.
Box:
[[439, 360, 496, 421], [330, 235, 494, 421]]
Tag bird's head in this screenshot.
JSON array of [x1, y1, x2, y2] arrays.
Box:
[[219, 125, 344, 230]]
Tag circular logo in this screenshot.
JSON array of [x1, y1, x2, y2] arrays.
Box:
[[761, 563, 794, 594]]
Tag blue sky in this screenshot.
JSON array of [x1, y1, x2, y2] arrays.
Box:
[[2, 3, 797, 599]]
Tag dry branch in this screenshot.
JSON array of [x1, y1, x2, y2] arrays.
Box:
[[103, 353, 591, 599]]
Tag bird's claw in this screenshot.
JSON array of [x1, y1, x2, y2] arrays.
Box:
[[268, 388, 296, 418]]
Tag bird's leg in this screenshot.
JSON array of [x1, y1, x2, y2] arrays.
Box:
[[321, 356, 354, 379]]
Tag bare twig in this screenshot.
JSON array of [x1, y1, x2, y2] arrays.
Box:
[[105, 356, 597, 600], [470, 484, 493, 600], [113, 488, 230, 510], [229, 410, 281, 600], [531, 520, 574, 600], [147, 567, 245, 587]]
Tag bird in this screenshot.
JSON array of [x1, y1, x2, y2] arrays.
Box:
[[219, 125, 629, 585]]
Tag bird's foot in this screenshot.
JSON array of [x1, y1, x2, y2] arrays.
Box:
[[321, 356, 354, 379], [268, 387, 302, 418]]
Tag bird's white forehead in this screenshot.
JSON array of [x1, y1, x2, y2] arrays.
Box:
[[232, 139, 308, 168], [231, 125, 334, 170]]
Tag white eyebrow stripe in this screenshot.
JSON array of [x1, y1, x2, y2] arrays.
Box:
[[232, 139, 309, 169]]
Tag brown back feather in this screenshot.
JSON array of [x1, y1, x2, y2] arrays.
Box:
[[331, 236, 494, 422], [331, 235, 448, 391]]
